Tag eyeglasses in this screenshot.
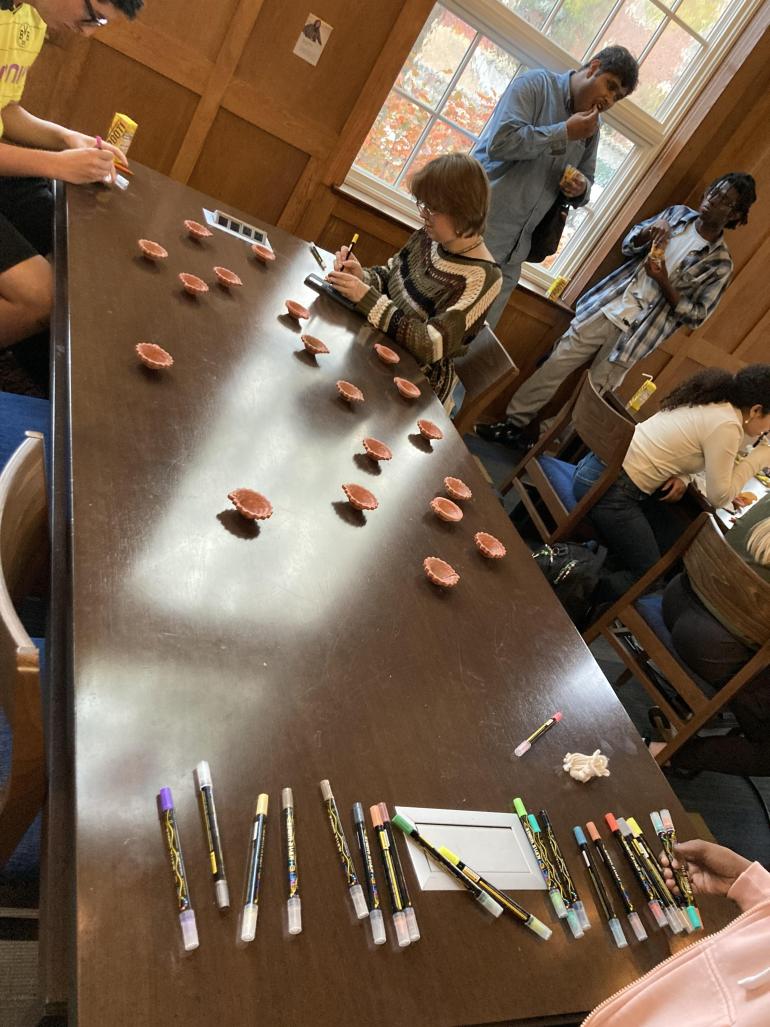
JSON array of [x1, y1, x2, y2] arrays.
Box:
[[81, 0, 108, 27], [415, 200, 434, 220]]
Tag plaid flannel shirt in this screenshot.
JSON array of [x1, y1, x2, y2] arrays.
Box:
[[574, 205, 733, 366]]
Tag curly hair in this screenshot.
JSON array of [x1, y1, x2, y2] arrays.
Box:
[[107, 0, 143, 18], [705, 172, 756, 230], [584, 46, 639, 94], [661, 364, 770, 414]]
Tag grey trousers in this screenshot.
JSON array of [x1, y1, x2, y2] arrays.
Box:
[[505, 311, 631, 425]]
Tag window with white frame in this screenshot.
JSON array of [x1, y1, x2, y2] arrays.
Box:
[[347, 0, 759, 287]]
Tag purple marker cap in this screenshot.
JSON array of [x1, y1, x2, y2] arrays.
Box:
[[159, 787, 174, 812]]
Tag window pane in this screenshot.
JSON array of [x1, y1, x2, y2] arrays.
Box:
[[594, 1, 665, 62], [443, 38, 521, 137], [498, 0, 558, 31], [546, 0, 618, 60], [593, 124, 635, 195], [355, 92, 431, 186], [398, 120, 476, 192], [634, 20, 703, 114], [395, 5, 476, 110], [676, 0, 732, 37]]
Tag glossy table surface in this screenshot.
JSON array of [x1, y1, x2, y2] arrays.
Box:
[[57, 165, 728, 1027]]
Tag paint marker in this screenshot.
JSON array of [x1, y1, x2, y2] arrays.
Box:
[[539, 809, 591, 931], [527, 812, 583, 938], [309, 242, 327, 271], [514, 712, 562, 757], [513, 798, 567, 919], [240, 793, 268, 943], [379, 803, 419, 943], [159, 787, 199, 951], [438, 846, 551, 941], [282, 788, 302, 935], [392, 813, 503, 918], [194, 761, 229, 909], [618, 818, 681, 933], [626, 817, 688, 933], [605, 812, 667, 930], [352, 802, 386, 945], [655, 809, 701, 930], [573, 827, 627, 949], [370, 804, 410, 947], [320, 780, 368, 920], [586, 821, 646, 942]]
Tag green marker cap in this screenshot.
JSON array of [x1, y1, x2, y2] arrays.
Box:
[[528, 813, 541, 834], [513, 797, 527, 817], [392, 813, 415, 835]]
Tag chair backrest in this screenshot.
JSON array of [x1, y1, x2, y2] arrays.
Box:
[[684, 513, 770, 648], [0, 430, 48, 870], [452, 324, 519, 435], [571, 375, 635, 465]]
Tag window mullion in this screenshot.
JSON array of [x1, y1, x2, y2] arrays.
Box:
[[647, 0, 708, 45], [541, 0, 567, 34], [580, 0, 627, 61]]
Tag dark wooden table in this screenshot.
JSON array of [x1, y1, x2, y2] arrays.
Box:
[[46, 164, 730, 1027]]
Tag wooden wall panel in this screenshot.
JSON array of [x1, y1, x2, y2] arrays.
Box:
[[127, 0, 240, 62], [188, 110, 310, 225]]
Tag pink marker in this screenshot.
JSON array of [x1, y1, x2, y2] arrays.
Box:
[[514, 712, 563, 757]]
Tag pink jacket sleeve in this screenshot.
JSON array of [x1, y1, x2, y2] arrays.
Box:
[[727, 861, 770, 913]]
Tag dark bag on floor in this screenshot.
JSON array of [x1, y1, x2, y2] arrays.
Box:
[[532, 542, 606, 625], [527, 197, 570, 263]]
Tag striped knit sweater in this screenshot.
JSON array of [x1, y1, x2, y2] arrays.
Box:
[[356, 229, 502, 403]]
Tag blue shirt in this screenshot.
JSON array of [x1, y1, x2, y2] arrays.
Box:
[[472, 69, 598, 266]]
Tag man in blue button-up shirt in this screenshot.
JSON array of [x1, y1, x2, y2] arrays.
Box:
[[472, 46, 638, 328]]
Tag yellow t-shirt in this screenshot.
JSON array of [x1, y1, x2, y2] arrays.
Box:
[[0, 4, 47, 138]]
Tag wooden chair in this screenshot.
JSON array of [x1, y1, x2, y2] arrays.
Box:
[[500, 373, 635, 543], [0, 431, 48, 871], [584, 512, 770, 765], [451, 324, 519, 436]]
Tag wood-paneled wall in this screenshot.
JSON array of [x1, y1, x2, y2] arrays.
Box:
[[22, 0, 769, 417]]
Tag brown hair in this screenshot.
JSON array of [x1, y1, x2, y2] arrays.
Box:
[[408, 153, 490, 237]]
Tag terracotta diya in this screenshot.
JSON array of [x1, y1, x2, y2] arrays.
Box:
[[423, 556, 460, 589], [394, 377, 420, 400], [374, 343, 400, 365], [341, 482, 378, 511], [213, 266, 242, 288], [444, 476, 472, 501], [285, 299, 310, 320], [184, 219, 212, 239], [252, 243, 276, 263], [228, 488, 273, 520], [417, 419, 443, 441], [474, 532, 506, 559], [135, 342, 173, 369], [336, 380, 364, 404], [363, 437, 392, 462], [430, 496, 463, 523], [179, 272, 209, 296], [138, 239, 167, 261], [301, 334, 329, 356]]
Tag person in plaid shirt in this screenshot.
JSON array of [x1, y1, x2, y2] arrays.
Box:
[[477, 173, 757, 449]]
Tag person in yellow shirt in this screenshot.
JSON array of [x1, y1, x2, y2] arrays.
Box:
[[0, 0, 142, 388]]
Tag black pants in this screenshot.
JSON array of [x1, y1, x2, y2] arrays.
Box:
[[662, 573, 770, 776]]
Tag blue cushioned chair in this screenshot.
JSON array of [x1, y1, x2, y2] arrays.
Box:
[[0, 433, 48, 885], [501, 373, 635, 544], [585, 512, 770, 766]]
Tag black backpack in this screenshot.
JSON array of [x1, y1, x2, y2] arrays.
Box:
[[532, 541, 606, 627]]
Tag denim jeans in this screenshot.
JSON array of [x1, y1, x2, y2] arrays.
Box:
[[574, 453, 683, 601]]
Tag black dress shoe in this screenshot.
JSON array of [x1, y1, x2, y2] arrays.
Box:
[[475, 420, 526, 448]]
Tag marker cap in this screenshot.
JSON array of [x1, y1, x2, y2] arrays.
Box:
[[565, 907, 584, 939], [350, 883, 368, 920], [573, 825, 588, 847], [215, 880, 230, 910], [527, 813, 541, 833], [369, 907, 386, 945], [476, 890, 503, 917], [549, 888, 568, 919], [319, 779, 333, 802], [586, 821, 601, 843], [287, 895, 302, 935], [195, 761, 211, 788], [664, 905, 683, 934], [393, 910, 410, 948], [650, 811, 664, 835], [405, 907, 420, 943], [660, 809, 674, 832], [512, 798, 527, 818], [677, 907, 694, 933], [573, 900, 591, 931], [159, 787, 174, 812], [514, 740, 531, 758], [392, 812, 415, 834], [352, 801, 365, 825], [649, 900, 667, 929], [527, 916, 552, 941], [282, 787, 294, 809], [687, 905, 702, 930], [179, 908, 199, 951], [240, 903, 258, 943], [609, 917, 628, 949], [628, 911, 648, 942], [256, 794, 268, 817]]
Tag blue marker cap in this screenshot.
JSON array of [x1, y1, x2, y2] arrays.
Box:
[[528, 813, 541, 834], [573, 825, 588, 847], [650, 811, 664, 835]]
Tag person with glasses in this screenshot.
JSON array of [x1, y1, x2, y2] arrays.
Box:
[[478, 174, 757, 449], [326, 152, 502, 407], [0, 0, 143, 391]]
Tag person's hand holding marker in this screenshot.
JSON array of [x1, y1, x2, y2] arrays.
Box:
[[660, 839, 750, 899], [333, 244, 363, 277]]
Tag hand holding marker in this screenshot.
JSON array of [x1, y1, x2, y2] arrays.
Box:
[[651, 810, 702, 930]]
